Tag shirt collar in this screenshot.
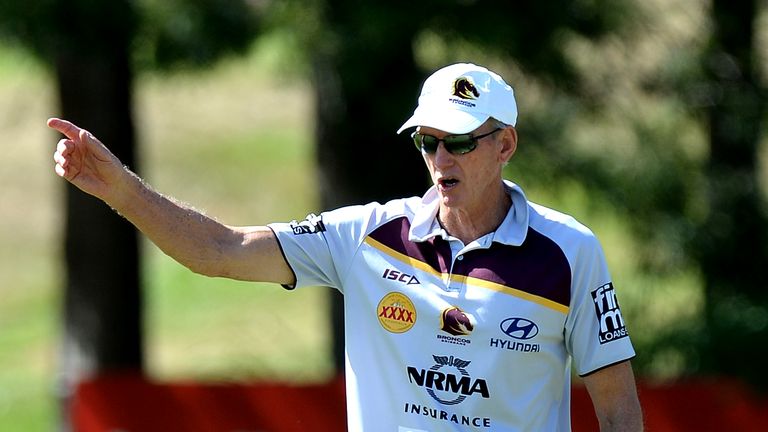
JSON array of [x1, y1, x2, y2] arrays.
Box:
[[408, 179, 529, 246]]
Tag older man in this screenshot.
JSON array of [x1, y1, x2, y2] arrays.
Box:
[[50, 62, 642, 431]]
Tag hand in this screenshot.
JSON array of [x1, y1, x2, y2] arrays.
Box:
[[49, 118, 126, 202]]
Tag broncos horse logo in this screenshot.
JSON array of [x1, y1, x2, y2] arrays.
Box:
[[452, 77, 480, 100], [441, 306, 474, 336]]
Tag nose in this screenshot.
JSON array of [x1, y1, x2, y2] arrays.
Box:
[[432, 142, 455, 167]]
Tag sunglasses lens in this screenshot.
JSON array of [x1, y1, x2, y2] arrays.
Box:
[[443, 135, 476, 154], [414, 134, 439, 153], [412, 133, 477, 155]]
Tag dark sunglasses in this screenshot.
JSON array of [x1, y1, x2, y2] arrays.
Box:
[[412, 128, 503, 155]]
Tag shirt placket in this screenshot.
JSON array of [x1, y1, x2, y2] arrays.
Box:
[[445, 235, 494, 291]]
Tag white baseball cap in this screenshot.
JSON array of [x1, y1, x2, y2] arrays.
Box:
[[397, 63, 518, 135]]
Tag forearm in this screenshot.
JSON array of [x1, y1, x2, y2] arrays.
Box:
[[105, 170, 241, 277], [597, 409, 643, 432], [585, 361, 644, 432], [50, 118, 293, 284]]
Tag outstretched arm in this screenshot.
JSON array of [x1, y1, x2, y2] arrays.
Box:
[[582, 360, 644, 432], [49, 117, 295, 284]]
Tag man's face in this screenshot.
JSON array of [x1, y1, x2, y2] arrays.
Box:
[[416, 123, 511, 211]]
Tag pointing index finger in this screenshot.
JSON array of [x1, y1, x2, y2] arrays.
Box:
[[47, 117, 83, 140]]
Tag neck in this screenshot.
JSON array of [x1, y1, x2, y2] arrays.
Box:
[[439, 188, 512, 244]]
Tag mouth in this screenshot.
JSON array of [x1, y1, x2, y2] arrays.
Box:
[[437, 177, 459, 190]]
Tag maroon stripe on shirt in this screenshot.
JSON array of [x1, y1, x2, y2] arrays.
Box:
[[368, 217, 451, 274], [368, 217, 572, 308], [454, 229, 571, 307]]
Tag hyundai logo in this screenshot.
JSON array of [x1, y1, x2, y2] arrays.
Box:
[[500, 317, 539, 340]]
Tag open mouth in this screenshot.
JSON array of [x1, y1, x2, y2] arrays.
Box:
[[438, 178, 459, 189]]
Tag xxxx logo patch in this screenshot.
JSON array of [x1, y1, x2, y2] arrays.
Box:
[[377, 292, 417, 333]]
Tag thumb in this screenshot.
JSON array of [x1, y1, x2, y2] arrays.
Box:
[[79, 128, 96, 145], [78, 128, 112, 159]]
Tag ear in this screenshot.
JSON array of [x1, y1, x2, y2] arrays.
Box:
[[499, 127, 518, 164]]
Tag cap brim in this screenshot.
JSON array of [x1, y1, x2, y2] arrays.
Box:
[[396, 107, 488, 135]]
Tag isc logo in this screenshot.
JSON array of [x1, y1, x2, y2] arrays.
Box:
[[382, 268, 420, 285]]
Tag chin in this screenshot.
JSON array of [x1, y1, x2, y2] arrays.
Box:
[[438, 192, 461, 208]]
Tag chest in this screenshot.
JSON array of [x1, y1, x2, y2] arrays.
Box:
[[350, 239, 571, 351]]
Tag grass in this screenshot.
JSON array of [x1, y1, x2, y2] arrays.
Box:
[[139, 58, 339, 383], [0, 44, 61, 430], [0, 42, 331, 430], [134, 56, 336, 383]]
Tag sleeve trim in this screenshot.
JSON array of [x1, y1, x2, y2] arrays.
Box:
[[578, 356, 636, 378], [267, 226, 297, 290]]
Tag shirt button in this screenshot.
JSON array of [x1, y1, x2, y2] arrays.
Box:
[[457, 255, 464, 261]]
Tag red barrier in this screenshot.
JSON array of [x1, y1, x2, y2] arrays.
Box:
[[73, 373, 768, 431], [635, 378, 768, 432], [72, 372, 347, 432], [572, 378, 768, 432]]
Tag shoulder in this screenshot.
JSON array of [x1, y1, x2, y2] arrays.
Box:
[[529, 201, 593, 235], [501, 180, 599, 251], [323, 196, 421, 224], [313, 196, 422, 243], [527, 201, 602, 254]]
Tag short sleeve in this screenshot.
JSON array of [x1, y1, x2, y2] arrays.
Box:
[[268, 203, 380, 291], [564, 235, 636, 375]]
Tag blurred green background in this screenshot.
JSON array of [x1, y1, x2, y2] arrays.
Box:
[[0, 41, 335, 429], [1, 0, 767, 429]]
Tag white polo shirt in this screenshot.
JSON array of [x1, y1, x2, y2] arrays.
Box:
[[268, 180, 635, 431]]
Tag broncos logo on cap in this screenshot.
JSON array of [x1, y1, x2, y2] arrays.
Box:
[[452, 77, 480, 100]]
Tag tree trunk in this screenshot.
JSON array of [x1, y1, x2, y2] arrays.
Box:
[[52, 0, 142, 429], [312, 3, 429, 371], [697, 0, 768, 389]]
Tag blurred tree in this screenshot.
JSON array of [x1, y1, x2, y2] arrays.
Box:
[[693, 0, 768, 389], [0, 0, 259, 429], [53, 2, 143, 427], [504, 0, 767, 390], [1, 1, 143, 428], [269, 0, 635, 370], [567, 0, 768, 390]]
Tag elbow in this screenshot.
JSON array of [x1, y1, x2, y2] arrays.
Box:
[[188, 263, 224, 278], [598, 417, 644, 432], [175, 256, 225, 279], [171, 242, 232, 279], [596, 403, 644, 432], [184, 231, 240, 278]]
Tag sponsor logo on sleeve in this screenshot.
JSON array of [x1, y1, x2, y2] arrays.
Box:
[[289, 213, 325, 235], [591, 283, 629, 344]]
